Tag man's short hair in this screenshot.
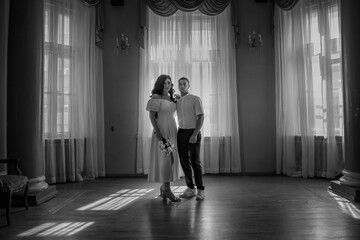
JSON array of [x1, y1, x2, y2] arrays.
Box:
[[178, 77, 190, 84]]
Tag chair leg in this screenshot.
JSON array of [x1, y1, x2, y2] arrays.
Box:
[[6, 190, 13, 225], [24, 183, 29, 210]]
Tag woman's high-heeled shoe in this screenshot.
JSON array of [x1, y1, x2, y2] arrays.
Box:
[[160, 185, 164, 198], [161, 188, 181, 202]]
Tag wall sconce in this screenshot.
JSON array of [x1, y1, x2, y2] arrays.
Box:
[[116, 33, 130, 55], [248, 31, 263, 48]]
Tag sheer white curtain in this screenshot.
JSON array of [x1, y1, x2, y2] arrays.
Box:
[[275, 0, 343, 178], [137, 6, 241, 174], [43, 0, 105, 183]]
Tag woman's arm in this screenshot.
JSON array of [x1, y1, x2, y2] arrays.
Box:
[[149, 111, 163, 140]]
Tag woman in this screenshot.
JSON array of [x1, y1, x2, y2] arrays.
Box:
[[146, 74, 181, 202]]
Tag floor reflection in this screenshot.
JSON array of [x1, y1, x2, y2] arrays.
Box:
[[144, 188, 209, 239], [77, 188, 154, 211], [329, 191, 360, 219]]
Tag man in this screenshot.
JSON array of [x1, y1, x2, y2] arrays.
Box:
[[176, 77, 205, 200]]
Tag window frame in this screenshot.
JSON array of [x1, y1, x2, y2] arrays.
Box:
[[305, 3, 343, 137], [43, 2, 73, 138]]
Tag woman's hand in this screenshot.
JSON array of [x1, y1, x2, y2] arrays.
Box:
[[155, 131, 163, 140]]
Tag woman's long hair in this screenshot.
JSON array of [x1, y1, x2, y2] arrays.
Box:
[[150, 74, 175, 102]]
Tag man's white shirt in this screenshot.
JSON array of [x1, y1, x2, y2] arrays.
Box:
[[176, 94, 204, 129]]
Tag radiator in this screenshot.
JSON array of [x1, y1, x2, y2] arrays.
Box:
[[294, 136, 343, 175]]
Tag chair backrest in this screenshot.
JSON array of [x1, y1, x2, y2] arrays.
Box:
[[0, 159, 22, 175]]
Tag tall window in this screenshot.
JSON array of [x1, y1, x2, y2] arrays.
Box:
[[309, 3, 342, 136], [43, 0, 105, 183], [137, 6, 241, 174], [43, 2, 71, 137], [148, 11, 219, 135], [275, 0, 343, 178]]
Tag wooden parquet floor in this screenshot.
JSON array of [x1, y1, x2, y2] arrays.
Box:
[[1, 175, 360, 239]]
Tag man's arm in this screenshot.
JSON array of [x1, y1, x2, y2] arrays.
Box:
[[189, 114, 204, 143]]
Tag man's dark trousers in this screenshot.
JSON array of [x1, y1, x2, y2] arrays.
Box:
[[177, 128, 204, 190]]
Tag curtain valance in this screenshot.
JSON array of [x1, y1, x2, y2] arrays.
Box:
[[275, 0, 299, 11], [138, 0, 239, 48], [144, 0, 231, 16], [82, 0, 100, 6]]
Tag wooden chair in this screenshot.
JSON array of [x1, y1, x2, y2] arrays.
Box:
[[0, 158, 29, 225]]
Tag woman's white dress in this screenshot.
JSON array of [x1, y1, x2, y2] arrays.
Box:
[[146, 98, 180, 182]]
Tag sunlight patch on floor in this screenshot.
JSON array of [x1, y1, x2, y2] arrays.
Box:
[[17, 222, 94, 237], [77, 188, 154, 211], [329, 191, 360, 219]]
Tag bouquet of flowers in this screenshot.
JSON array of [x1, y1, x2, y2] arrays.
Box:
[[158, 138, 176, 157]]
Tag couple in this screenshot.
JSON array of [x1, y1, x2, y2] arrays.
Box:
[[146, 74, 205, 202]]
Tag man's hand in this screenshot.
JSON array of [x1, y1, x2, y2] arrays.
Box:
[[189, 134, 197, 143]]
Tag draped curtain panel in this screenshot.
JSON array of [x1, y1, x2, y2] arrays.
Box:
[[275, 0, 343, 178], [82, 0, 104, 47], [95, 0, 104, 47], [275, 0, 299, 11], [137, 5, 241, 175], [44, 0, 105, 183], [144, 0, 231, 16]]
